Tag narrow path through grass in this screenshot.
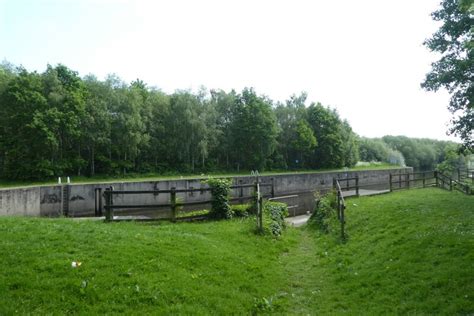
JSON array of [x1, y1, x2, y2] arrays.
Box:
[[281, 188, 474, 314]]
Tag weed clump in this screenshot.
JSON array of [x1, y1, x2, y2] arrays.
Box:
[[309, 191, 338, 233], [263, 201, 289, 237]]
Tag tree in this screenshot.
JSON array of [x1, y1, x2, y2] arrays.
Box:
[[0, 69, 50, 179], [82, 75, 113, 175], [41, 64, 88, 176], [422, 0, 473, 149], [273, 93, 309, 169], [306, 103, 345, 169], [292, 119, 317, 166], [229, 88, 278, 170]]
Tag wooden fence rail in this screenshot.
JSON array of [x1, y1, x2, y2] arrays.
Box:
[[101, 180, 275, 222]]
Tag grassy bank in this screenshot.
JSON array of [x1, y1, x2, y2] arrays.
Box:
[[282, 188, 474, 314], [0, 188, 472, 314], [0, 163, 398, 189], [0, 218, 298, 314]]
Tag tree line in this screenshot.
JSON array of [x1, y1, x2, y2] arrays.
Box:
[[0, 62, 468, 180]]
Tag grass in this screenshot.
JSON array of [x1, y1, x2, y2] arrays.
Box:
[[0, 162, 398, 189], [0, 218, 298, 314], [0, 188, 472, 314], [281, 188, 474, 314]]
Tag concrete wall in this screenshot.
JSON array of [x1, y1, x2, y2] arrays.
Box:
[[0, 187, 41, 216], [0, 167, 412, 217]]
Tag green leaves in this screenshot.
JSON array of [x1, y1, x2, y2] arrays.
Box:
[[0, 62, 366, 180], [422, 0, 473, 149], [205, 178, 232, 219]]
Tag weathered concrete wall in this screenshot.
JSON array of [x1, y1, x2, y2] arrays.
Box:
[[0, 187, 41, 216], [0, 167, 412, 217]]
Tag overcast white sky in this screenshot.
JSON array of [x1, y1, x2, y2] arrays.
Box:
[[0, 0, 457, 141]]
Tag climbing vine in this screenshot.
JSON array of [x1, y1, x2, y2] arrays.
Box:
[[205, 178, 232, 219]]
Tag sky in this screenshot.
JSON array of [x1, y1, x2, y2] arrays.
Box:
[[0, 0, 458, 142]]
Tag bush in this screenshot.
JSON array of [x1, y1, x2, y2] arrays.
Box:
[[231, 204, 251, 218], [309, 191, 338, 233], [204, 178, 232, 219], [263, 201, 289, 237]]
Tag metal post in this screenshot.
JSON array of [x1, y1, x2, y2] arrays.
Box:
[[270, 177, 275, 198], [239, 180, 244, 204], [355, 174, 359, 197], [98, 188, 103, 217], [105, 186, 114, 222], [95, 188, 98, 216], [170, 187, 177, 222], [389, 174, 393, 192]]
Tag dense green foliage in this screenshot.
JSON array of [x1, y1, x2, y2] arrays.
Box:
[[359, 135, 471, 171], [0, 189, 472, 313], [0, 62, 469, 180], [0, 64, 359, 180], [204, 178, 232, 219], [422, 0, 473, 149], [230, 203, 251, 218], [309, 191, 338, 234], [359, 138, 405, 166], [262, 201, 289, 237]]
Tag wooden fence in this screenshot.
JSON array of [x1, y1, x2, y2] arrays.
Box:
[[101, 181, 274, 222], [389, 171, 437, 191], [334, 179, 346, 240]]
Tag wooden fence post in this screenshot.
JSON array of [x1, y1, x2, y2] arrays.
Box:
[[254, 179, 263, 232], [457, 168, 461, 181], [449, 178, 453, 191], [422, 172, 426, 188], [170, 187, 177, 222], [340, 203, 345, 240], [259, 188, 264, 232], [406, 173, 410, 189], [336, 190, 341, 220], [399, 171, 402, 189], [434, 171, 438, 187], [355, 174, 359, 197]]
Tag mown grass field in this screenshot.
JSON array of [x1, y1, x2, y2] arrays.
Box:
[[0, 188, 472, 314]]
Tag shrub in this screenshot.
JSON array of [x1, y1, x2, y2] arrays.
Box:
[[263, 201, 289, 237], [309, 191, 338, 233], [231, 204, 251, 218], [204, 178, 232, 219]]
